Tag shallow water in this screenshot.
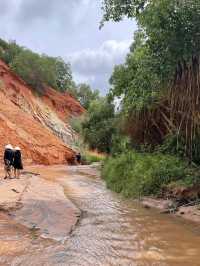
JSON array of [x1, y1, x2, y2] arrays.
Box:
[[2, 165, 200, 265]]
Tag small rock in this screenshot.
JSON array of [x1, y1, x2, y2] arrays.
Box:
[[11, 189, 20, 193], [160, 209, 170, 214]]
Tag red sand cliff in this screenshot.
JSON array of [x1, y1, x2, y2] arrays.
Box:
[[43, 87, 84, 120], [0, 60, 84, 165]]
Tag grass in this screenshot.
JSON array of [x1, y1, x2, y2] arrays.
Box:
[[101, 151, 200, 198], [82, 150, 106, 164]]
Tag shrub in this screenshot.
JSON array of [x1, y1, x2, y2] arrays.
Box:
[[102, 151, 200, 198], [111, 134, 131, 156]]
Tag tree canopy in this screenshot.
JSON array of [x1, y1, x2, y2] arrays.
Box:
[[76, 83, 100, 109], [0, 39, 75, 95], [102, 0, 200, 162], [105, 0, 200, 111], [82, 97, 116, 153]]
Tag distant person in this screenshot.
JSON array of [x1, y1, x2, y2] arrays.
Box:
[[76, 152, 81, 165], [13, 147, 23, 179], [4, 144, 14, 179]]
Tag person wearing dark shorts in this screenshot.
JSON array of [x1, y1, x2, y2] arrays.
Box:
[[4, 144, 14, 179], [13, 147, 23, 179]]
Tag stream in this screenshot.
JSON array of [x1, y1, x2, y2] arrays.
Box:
[[1, 165, 200, 266]]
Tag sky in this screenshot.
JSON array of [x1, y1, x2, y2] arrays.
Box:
[[0, 0, 137, 94]]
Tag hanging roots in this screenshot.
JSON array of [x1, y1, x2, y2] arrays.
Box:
[[126, 55, 200, 161]]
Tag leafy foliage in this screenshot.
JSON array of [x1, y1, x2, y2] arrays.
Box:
[[76, 83, 100, 109], [0, 39, 75, 95], [111, 133, 131, 155], [10, 50, 48, 94], [99, 1, 200, 199], [82, 97, 116, 153], [101, 0, 147, 27], [102, 151, 200, 198], [108, 0, 200, 110], [103, 0, 200, 163], [0, 40, 22, 65]]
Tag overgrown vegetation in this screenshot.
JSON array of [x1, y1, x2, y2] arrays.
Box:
[[71, 96, 116, 153], [0, 39, 75, 95], [98, 0, 200, 198], [81, 97, 116, 153], [102, 151, 200, 198], [103, 0, 200, 157], [76, 83, 100, 109]]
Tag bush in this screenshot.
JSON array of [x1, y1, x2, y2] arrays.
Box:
[[111, 134, 131, 156], [102, 151, 200, 198], [157, 134, 200, 165]]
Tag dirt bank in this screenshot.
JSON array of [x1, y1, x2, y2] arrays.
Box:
[[140, 196, 200, 224]]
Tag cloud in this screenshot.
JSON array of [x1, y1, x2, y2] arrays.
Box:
[[0, 1, 136, 93], [0, 1, 10, 15], [16, 0, 92, 25], [17, 0, 58, 22], [68, 39, 131, 93]]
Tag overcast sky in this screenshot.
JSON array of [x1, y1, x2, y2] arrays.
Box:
[[0, 0, 137, 94]]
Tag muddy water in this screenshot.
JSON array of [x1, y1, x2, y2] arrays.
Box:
[[2, 165, 200, 265]]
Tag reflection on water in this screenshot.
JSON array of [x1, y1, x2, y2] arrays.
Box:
[[2, 165, 200, 265]]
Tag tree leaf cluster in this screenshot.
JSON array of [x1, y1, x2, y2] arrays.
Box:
[[104, 0, 200, 111], [0, 39, 75, 95], [82, 97, 116, 153]]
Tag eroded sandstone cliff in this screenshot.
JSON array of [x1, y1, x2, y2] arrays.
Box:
[[0, 60, 84, 165]]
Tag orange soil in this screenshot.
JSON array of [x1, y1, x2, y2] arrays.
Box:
[[43, 86, 84, 120], [0, 60, 84, 165]]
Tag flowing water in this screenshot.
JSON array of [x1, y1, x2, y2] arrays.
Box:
[[1, 165, 200, 266]]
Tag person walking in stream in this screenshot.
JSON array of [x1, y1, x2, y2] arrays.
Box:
[[4, 144, 14, 179], [13, 147, 23, 179]]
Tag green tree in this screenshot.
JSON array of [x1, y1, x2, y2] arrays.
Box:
[[55, 57, 75, 92], [102, 0, 200, 80], [40, 55, 76, 93], [101, 0, 147, 27], [82, 97, 116, 153], [76, 83, 100, 109], [101, 0, 200, 163], [0, 40, 22, 65], [0, 38, 77, 95], [10, 49, 49, 94], [104, 0, 200, 112]]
